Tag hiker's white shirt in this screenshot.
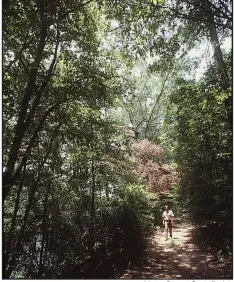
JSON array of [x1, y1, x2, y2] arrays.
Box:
[[162, 210, 174, 220]]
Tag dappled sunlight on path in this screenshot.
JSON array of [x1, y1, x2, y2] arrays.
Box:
[[120, 221, 232, 279]]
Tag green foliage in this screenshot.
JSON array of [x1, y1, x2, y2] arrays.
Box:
[[3, 0, 232, 279], [6, 183, 154, 279], [164, 55, 232, 253]]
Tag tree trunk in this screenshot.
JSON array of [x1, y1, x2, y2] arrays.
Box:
[[3, 2, 48, 200], [3, 129, 58, 278], [206, 4, 232, 129], [4, 175, 41, 278], [89, 123, 96, 277], [208, 22, 230, 89], [3, 163, 26, 277], [37, 188, 50, 278], [3, 105, 62, 201]]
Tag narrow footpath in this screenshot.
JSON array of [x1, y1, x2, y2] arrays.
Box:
[[120, 220, 232, 279]]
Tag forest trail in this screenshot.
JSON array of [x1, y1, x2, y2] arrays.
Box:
[[120, 219, 231, 279]]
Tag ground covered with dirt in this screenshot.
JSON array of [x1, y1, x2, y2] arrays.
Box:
[[120, 219, 232, 279]]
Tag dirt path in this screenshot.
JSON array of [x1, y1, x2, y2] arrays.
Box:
[[120, 220, 231, 279]]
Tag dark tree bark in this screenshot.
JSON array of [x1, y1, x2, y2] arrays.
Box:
[[89, 123, 96, 277], [3, 101, 64, 201], [3, 126, 60, 278], [37, 188, 50, 278], [3, 163, 26, 277], [3, 1, 48, 200]]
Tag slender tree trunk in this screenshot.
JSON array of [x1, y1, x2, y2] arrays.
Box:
[[3, 129, 58, 278], [37, 188, 50, 278], [208, 21, 230, 89], [4, 175, 41, 278], [89, 157, 96, 275], [3, 2, 48, 200], [206, 4, 232, 129], [3, 163, 26, 277], [4, 105, 62, 201], [89, 123, 96, 277], [5, 5, 47, 164]]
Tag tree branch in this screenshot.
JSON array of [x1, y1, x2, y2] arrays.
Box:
[[144, 71, 170, 138]]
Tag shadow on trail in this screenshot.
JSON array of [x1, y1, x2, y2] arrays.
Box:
[[190, 222, 233, 278], [120, 223, 233, 279], [192, 222, 232, 255]]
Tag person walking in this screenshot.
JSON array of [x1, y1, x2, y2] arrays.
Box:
[[162, 204, 174, 240]]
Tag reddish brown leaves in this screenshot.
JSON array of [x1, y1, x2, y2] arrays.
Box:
[[132, 139, 175, 193]]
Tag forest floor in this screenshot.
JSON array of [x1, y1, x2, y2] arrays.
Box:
[[119, 219, 232, 279]]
